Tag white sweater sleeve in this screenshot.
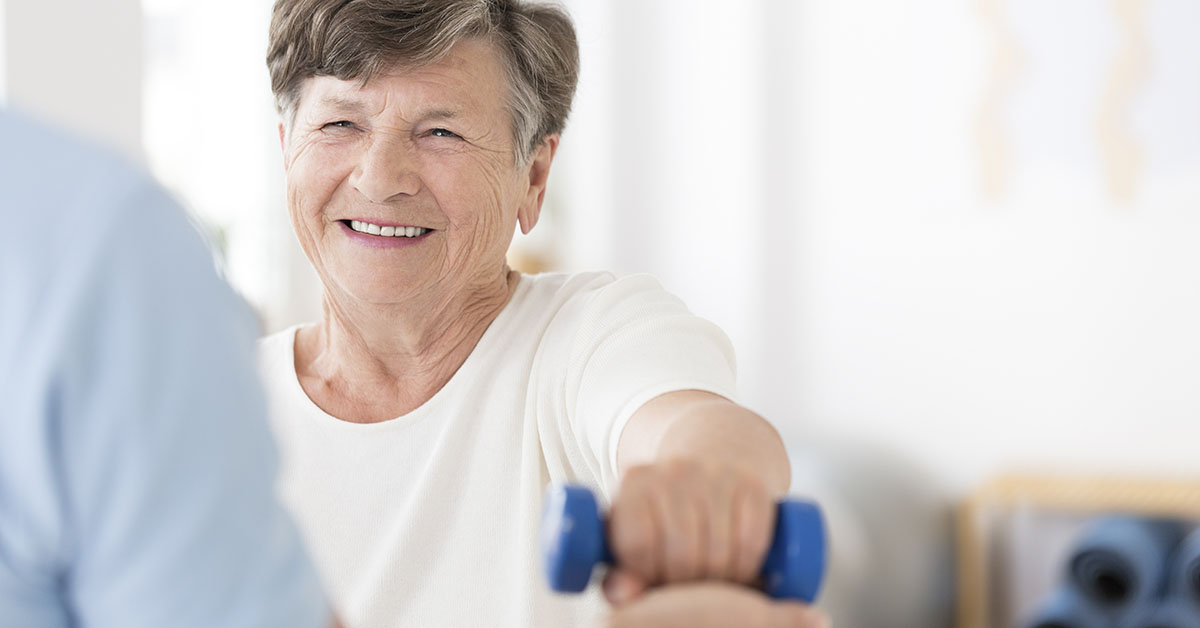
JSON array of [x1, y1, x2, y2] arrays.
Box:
[[538, 273, 739, 500]]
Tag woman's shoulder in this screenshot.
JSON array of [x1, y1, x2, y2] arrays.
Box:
[[518, 270, 673, 305], [517, 270, 612, 294], [515, 270, 689, 334]]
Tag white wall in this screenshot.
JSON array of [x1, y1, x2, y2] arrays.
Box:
[[547, 7, 1199, 622], [554, 0, 1200, 496], [3, 0, 142, 159], [793, 0, 1200, 493]]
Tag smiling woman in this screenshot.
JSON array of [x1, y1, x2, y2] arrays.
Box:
[[255, 2, 812, 627], [278, 42, 552, 318], [140, 1, 579, 334]]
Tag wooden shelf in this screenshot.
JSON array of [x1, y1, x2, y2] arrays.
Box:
[[957, 474, 1200, 628]]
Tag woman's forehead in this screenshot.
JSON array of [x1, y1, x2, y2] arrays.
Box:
[[301, 39, 508, 117]]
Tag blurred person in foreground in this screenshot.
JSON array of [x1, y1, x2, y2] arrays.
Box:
[[262, 1, 827, 626], [0, 110, 338, 627]]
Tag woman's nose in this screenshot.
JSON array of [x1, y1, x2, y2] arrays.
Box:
[[350, 133, 421, 204]]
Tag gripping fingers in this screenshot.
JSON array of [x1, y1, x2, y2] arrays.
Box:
[[611, 489, 665, 585], [658, 480, 703, 582], [703, 474, 738, 581], [610, 462, 785, 589], [731, 478, 774, 584]]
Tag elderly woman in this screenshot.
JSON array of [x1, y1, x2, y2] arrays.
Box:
[[260, 1, 823, 626]]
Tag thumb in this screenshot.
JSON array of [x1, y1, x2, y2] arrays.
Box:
[[767, 603, 830, 628], [605, 582, 828, 628], [603, 568, 649, 606]]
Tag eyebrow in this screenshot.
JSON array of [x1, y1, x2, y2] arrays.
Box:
[[418, 108, 460, 121], [313, 96, 461, 122], [315, 95, 368, 113]]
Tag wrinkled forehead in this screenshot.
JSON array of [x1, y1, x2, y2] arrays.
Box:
[[294, 37, 510, 123]]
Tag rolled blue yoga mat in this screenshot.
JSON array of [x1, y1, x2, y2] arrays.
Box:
[[1172, 529, 1200, 608], [1117, 599, 1200, 628], [1067, 517, 1186, 621], [1120, 529, 1200, 628], [1025, 587, 1109, 628]]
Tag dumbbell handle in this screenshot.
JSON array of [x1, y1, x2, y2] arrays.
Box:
[[541, 484, 826, 603]]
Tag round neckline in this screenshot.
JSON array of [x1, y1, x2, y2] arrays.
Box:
[[282, 274, 529, 432]]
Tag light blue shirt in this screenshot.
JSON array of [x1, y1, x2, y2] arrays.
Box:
[[0, 111, 331, 628]]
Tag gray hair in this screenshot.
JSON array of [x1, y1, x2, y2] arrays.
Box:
[[267, 0, 579, 165]]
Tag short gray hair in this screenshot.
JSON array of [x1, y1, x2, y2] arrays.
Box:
[[267, 0, 579, 165]]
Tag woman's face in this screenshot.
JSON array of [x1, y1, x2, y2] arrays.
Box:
[[281, 38, 546, 308]]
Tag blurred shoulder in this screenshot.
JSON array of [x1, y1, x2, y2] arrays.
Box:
[[0, 111, 152, 220], [0, 110, 205, 272]]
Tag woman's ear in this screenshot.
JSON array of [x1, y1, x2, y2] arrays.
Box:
[[518, 135, 560, 235]]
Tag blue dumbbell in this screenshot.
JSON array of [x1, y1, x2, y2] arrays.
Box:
[[541, 484, 826, 603]]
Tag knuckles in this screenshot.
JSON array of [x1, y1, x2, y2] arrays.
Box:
[[610, 513, 654, 564], [611, 459, 775, 586]]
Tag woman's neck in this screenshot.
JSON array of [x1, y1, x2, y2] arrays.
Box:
[[294, 268, 519, 423]]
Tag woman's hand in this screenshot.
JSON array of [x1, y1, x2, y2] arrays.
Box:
[[604, 458, 777, 602], [599, 581, 829, 628]]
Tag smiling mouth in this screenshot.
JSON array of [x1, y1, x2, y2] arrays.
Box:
[[341, 219, 431, 238]]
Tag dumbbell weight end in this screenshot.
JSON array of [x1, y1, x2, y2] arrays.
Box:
[[542, 484, 826, 603]]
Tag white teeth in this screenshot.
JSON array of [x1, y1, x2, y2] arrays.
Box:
[[348, 220, 428, 238]]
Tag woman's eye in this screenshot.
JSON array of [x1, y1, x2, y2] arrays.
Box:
[[429, 128, 459, 138]]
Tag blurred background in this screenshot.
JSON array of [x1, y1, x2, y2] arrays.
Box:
[[3, 0, 1199, 625]]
